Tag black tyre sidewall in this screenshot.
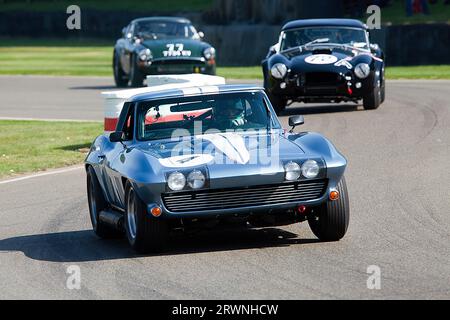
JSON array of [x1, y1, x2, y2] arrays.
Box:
[[267, 92, 286, 115], [308, 176, 350, 241], [363, 85, 381, 110], [129, 55, 145, 87], [124, 182, 168, 253], [87, 166, 118, 238], [113, 51, 128, 87]]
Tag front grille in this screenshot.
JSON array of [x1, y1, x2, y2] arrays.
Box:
[[153, 59, 201, 65], [162, 180, 327, 212], [305, 72, 339, 86]]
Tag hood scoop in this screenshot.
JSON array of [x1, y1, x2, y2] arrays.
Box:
[[312, 48, 332, 55]]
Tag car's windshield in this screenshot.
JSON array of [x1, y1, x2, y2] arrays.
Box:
[[135, 20, 199, 40], [280, 27, 368, 51], [137, 92, 277, 141]]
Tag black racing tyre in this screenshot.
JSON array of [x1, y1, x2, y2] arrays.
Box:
[[129, 55, 145, 87], [308, 176, 350, 241], [363, 85, 381, 110], [267, 92, 286, 115], [113, 51, 128, 88], [380, 82, 386, 104], [87, 166, 121, 238], [124, 182, 169, 253]]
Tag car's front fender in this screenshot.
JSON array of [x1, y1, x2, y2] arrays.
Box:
[[288, 132, 347, 187]]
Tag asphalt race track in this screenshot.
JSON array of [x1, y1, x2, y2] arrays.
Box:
[[0, 76, 449, 299]]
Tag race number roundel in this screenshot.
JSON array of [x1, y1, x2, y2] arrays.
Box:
[[304, 54, 338, 65]]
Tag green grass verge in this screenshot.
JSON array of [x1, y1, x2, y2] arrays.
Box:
[[0, 120, 103, 178], [1, 41, 449, 79], [386, 65, 450, 79], [0, 0, 213, 12], [0, 44, 113, 76]]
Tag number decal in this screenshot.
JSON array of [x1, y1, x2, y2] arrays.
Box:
[[304, 54, 338, 65], [163, 43, 192, 57]]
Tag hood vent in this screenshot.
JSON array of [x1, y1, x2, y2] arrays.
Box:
[[312, 48, 332, 55]]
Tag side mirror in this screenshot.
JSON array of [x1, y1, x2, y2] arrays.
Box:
[[198, 31, 205, 39], [109, 131, 125, 143], [288, 115, 304, 132]]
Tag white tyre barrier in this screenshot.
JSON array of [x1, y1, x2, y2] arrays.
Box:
[[102, 74, 225, 132]]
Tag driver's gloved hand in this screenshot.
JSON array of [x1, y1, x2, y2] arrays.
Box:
[[231, 118, 245, 126]]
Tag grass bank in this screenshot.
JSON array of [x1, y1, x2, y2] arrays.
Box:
[[0, 120, 103, 178], [1, 40, 449, 79]]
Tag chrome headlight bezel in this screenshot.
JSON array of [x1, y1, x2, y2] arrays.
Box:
[[354, 63, 370, 79], [187, 170, 206, 189], [284, 161, 301, 181], [203, 47, 216, 60], [138, 48, 152, 61], [270, 63, 288, 79], [167, 172, 186, 191], [301, 160, 320, 179]]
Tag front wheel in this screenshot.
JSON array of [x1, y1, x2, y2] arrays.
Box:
[[267, 92, 286, 115], [124, 182, 169, 253], [380, 82, 385, 103], [129, 55, 145, 87], [87, 166, 121, 238], [308, 176, 350, 241], [363, 85, 381, 110], [113, 51, 128, 87]]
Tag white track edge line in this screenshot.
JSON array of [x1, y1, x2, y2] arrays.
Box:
[[0, 166, 84, 185]]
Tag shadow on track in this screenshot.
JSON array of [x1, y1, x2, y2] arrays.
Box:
[[0, 227, 320, 262], [281, 103, 360, 116]]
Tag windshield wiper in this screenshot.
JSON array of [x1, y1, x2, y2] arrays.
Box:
[[303, 38, 330, 47], [280, 38, 330, 55]]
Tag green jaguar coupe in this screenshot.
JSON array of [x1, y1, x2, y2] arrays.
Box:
[[113, 17, 217, 87]]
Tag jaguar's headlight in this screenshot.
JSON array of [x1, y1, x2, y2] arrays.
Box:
[[270, 63, 287, 79], [203, 47, 216, 60], [284, 161, 301, 181], [187, 170, 206, 189], [167, 172, 186, 191], [301, 160, 319, 179], [138, 48, 152, 61], [354, 63, 370, 79]]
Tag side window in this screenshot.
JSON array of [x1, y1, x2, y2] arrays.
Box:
[[122, 105, 134, 140]]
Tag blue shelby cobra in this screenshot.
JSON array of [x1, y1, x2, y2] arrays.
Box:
[[85, 85, 349, 253]]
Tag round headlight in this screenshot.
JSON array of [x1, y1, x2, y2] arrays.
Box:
[[203, 47, 216, 60], [284, 161, 301, 181], [301, 160, 320, 179], [354, 63, 370, 79], [138, 48, 152, 61], [167, 172, 186, 191], [270, 63, 288, 79], [187, 170, 206, 189]]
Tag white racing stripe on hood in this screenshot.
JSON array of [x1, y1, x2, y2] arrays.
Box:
[[203, 132, 250, 164], [159, 154, 214, 168]]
